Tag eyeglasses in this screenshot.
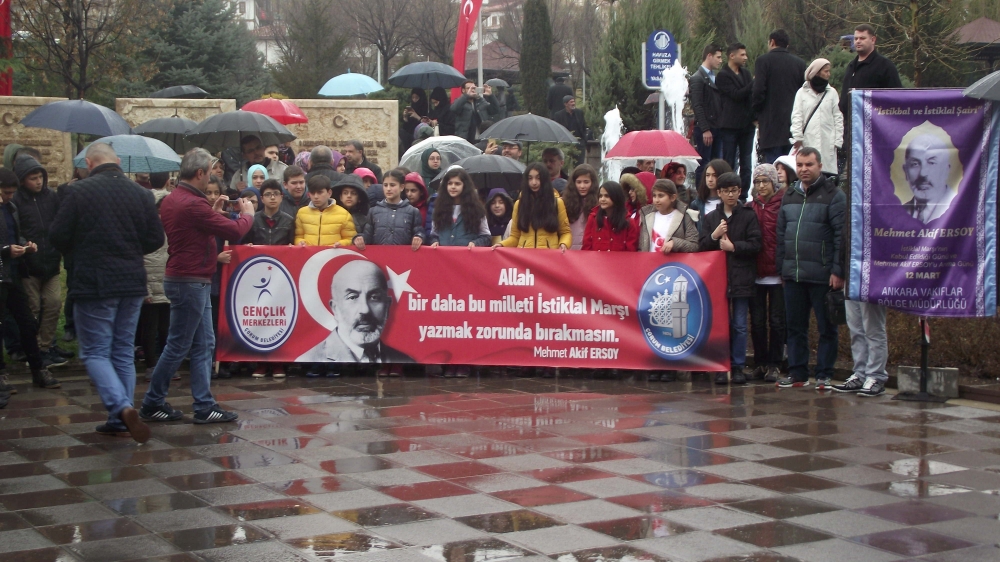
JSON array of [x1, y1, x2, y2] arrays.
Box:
[[718, 187, 741, 195], [752, 179, 772, 186], [262, 193, 281, 198]]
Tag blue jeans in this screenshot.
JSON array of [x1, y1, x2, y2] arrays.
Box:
[[761, 145, 792, 168], [142, 282, 217, 412], [720, 127, 755, 199], [693, 126, 724, 187], [75, 297, 144, 429], [784, 281, 838, 381], [729, 297, 750, 368]]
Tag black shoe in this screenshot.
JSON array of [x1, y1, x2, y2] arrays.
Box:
[[139, 402, 183, 422], [661, 370, 677, 382], [0, 369, 16, 394], [32, 369, 61, 389], [647, 372, 661, 382], [95, 423, 131, 437], [10, 351, 26, 363], [52, 345, 74, 359], [714, 372, 729, 385], [43, 350, 68, 368], [0, 391, 9, 409], [832, 374, 865, 393], [764, 366, 780, 383], [193, 405, 238, 424], [776, 376, 810, 388], [731, 368, 747, 385], [749, 365, 767, 380]]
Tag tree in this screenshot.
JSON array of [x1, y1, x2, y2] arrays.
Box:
[[409, 0, 458, 64], [350, 0, 414, 83], [736, 0, 774, 74], [13, 0, 163, 100], [147, 0, 272, 106], [587, 0, 693, 133], [521, 0, 554, 116], [696, 0, 740, 44], [774, 0, 856, 61], [272, 0, 348, 98]]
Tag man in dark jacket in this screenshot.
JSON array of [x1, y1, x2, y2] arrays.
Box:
[[546, 77, 573, 118], [553, 96, 587, 165], [342, 140, 383, 183], [12, 155, 66, 368], [305, 145, 344, 187], [689, 44, 724, 186], [140, 148, 254, 426], [229, 135, 287, 193], [49, 143, 164, 441], [752, 30, 808, 165], [0, 168, 60, 393], [775, 148, 845, 389], [451, 81, 501, 143], [835, 24, 900, 399], [717, 43, 755, 197], [280, 165, 309, 218]]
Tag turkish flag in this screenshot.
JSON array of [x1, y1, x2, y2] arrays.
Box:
[[451, 0, 483, 101], [0, 0, 11, 96]]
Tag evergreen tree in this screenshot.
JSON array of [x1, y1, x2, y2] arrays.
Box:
[[520, 0, 554, 116], [586, 0, 691, 133], [696, 0, 738, 44], [737, 0, 773, 74], [147, 0, 272, 105], [272, 0, 348, 99]]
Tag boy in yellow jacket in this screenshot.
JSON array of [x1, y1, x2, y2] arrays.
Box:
[[295, 175, 356, 247]]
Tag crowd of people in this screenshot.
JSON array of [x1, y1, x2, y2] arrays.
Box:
[[0, 24, 901, 443]]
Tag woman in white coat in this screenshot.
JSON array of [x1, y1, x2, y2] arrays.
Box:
[[790, 58, 843, 175]]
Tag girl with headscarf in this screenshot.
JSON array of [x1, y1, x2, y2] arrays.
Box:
[[428, 87, 456, 136], [420, 147, 443, 187], [790, 58, 843, 176], [247, 164, 268, 191], [294, 150, 311, 173]]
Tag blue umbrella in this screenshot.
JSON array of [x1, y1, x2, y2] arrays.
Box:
[[72, 135, 181, 173], [318, 72, 383, 97], [21, 99, 133, 137], [388, 61, 468, 90]]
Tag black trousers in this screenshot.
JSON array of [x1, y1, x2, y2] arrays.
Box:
[[750, 283, 785, 368], [0, 281, 44, 372], [138, 302, 170, 369]]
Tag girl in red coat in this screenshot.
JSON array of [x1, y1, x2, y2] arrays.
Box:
[[581, 181, 638, 252], [748, 163, 786, 383]]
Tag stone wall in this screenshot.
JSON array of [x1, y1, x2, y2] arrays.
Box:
[[0, 97, 74, 186], [285, 100, 398, 170], [115, 98, 237, 128]]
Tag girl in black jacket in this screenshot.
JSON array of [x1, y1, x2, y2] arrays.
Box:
[[700, 172, 761, 385]]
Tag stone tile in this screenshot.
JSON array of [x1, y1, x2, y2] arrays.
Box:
[[191, 484, 288, 506], [479, 454, 571, 472], [378, 450, 464, 467], [920, 515, 1000, 544], [797, 487, 901, 509], [252, 513, 359, 538], [585, 457, 678, 475], [143, 459, 227, 478], [198, 540, 310, 562], [927, 490, 1000, 516], [306, 488, 401, 511], [505, 524, 618, 555], [710, 444, 800, 461], [346, 468, 437, 488], [133, 507, 236, 532], [235, 463, 328, 483], [851, 527, 976, 557], [66, 534, 180, 562], [697, 461, 794, 481], [816, 447, 912, 465], [413, 493, 519, 518], [0, 475, 68, 495], [19, 502, 121, 527], [925, 468, 1000, 491], [859, 501, 974, 525], [560, 476, 662, 498], [774, 538, 905, 562], [682, 483, 782, 503], [455, 473, 545, 493], [634, 530, 763, 561], [79, 478, 176, 500], [659, 506, 771, 531], [788, 510, 906, 537], [534, 499, 644, 524], [0, 528, 55, 554], [723, 428, 804, 443], [810, 466, 908, 486], [919, 545, 1000, 562], [627, 425, 710, 440], [376, 519, 487, 547]]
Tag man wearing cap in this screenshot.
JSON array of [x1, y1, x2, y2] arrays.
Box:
[[547, 77, 574, 118], [553, 96, 587, 165], [501, 141, 522, 162]]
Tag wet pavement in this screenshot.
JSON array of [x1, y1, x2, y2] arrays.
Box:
[[2, 372, 1000, 561]]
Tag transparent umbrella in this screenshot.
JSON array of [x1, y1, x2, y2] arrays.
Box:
[[399, 136, 481, 173]]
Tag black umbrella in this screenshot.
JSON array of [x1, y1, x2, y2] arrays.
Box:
[[486, 78, 510, 89], [431, 154, 526, 201], [133, 116, 198, 153], [185, 111, 296, 153], [388, 61, 469, 90], [148, 85, 210, 99], [963, 70, 1000, 101], [20, 99, 133, 137], [477, 113, 577, 143]]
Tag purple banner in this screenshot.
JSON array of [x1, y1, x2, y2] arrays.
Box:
[[849, 89, 998, 317]]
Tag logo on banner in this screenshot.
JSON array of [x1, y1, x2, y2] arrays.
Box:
[[227, 256, 298, 352], [638, 264, 711, 360]]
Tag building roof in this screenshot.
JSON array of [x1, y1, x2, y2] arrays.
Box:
[[954, 17, 1000, 45]]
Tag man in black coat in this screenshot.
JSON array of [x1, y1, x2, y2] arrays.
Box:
[[752, 30, 808, 166], [717, 43, 755, 198], [546, 77, 573, 118], [304, 145, 344, 187], [689, 44, 724, 186], [839, 24, 903, 124], [553, 96, 587, 165], [49, 143, 165, 443], [342, 140, 383, 184]]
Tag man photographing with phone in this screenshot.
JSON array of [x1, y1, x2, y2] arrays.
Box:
[[450, 80, 500, 143]]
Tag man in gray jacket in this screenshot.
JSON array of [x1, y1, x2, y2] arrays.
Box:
[[451, 81, 500, 143]]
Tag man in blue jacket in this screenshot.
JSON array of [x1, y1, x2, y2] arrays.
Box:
[[775, 148, 845, 390]]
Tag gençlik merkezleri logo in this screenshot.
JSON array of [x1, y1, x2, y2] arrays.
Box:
[[228, 256, 297, 352], [637, 263, 711, 360]]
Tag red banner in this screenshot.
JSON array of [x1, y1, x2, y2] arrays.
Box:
[[0, 0, 11, 96], [451, 0, 482, 101], [217, 246, 731, 370]]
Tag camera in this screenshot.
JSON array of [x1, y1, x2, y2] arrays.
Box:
[[224, 199, 242, 212]]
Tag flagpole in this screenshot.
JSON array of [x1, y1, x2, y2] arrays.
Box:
[[477, 8, 484, 88]]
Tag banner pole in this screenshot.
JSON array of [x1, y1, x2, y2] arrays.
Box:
[[894, 316, 948, 403]]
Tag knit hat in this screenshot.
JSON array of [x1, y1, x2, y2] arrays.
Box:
[[634, 171, 656, 191], [752, 164, 779, 187], [353, 167, 376, 183], [805, 58, 831, 81]]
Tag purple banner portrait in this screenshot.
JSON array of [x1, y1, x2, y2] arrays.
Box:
[[849, 89, 998, 317]]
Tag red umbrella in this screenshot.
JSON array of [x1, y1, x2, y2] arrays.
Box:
[[240, 99, 309, 125], [605, 130, 700, 160]]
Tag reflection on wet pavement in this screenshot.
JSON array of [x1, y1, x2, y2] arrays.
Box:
[[1, 372, 999, 560]]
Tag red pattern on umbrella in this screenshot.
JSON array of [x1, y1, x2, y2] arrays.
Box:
[[605, 130, 700, 160], [241, 99, 309, 125]]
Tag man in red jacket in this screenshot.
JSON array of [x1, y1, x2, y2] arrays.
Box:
[[140, 148, 254, 424]]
